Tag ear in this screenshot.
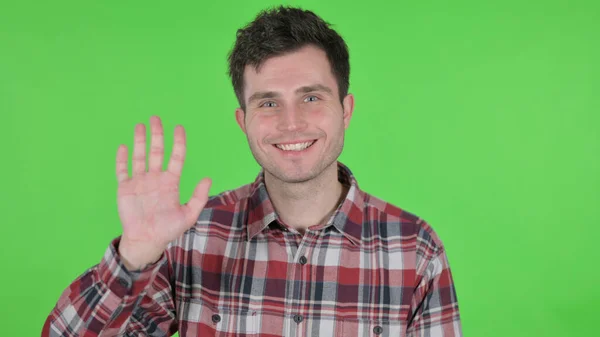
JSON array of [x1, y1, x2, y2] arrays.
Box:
[[235, 108, 247, 134], [342, 93, 355, 129]]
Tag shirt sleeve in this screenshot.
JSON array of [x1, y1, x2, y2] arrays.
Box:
[[42, 236, 178, 337], [406, 247, 463, 337]]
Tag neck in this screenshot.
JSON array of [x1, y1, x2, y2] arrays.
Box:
[[264, 162, 348, 231]]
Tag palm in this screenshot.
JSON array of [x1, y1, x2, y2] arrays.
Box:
[[115, 116, 211, 256], [118, 172, 187, 248]]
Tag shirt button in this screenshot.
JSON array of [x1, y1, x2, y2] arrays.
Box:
[[117, 278, 128, 287], [293, 314, 303, 324], [373, 325, 383, 335], [299, 256, 308, 265], [211, 314, 221, 323]]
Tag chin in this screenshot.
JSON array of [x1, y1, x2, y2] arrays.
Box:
[[279, 173, 317, 184], [252, 141, 339, 184], [266, 165, 319, 184]]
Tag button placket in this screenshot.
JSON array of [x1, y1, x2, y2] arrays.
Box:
[[290, 232, 311, 335], [295, 229, 314, 266]]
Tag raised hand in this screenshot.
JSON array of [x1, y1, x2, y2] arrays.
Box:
[[115, 116, 211, 270]]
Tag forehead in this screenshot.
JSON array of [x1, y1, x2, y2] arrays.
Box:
[[243, 45, 336, 100]]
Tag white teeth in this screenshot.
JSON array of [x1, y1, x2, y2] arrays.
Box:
[[275, 140, 315, 151]]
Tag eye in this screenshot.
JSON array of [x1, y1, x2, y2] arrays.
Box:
[[304, 95, 319, 102], [261, 101, 277, 108]]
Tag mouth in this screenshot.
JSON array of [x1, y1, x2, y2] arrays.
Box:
[[272, 139, 318, 153]]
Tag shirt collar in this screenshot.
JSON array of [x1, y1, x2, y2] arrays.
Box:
[[246, 161, 364, 245]]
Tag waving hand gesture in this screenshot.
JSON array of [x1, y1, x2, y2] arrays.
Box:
[[115, 116, 211, 270]]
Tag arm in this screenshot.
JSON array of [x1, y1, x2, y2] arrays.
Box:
[[42, 116, 210, 336], [42, 237, 177, 337], [406, 248, 463, 337]]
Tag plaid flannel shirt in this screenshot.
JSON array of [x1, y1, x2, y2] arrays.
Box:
[[43, 161, 462, 337]]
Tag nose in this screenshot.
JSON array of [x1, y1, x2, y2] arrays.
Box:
[[276, 105, 308, 132]]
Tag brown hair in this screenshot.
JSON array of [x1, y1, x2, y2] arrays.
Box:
[[227, 6, 350, 111]]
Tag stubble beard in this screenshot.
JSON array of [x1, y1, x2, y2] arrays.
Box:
[[248, 133, 345, 185]]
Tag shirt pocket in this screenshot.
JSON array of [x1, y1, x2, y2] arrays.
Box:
[[342, 319, 405, 337], [180, 299, 258, 336]]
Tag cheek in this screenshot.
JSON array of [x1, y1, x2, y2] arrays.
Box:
[[309, 106, 341, 131], [306, 102, 341, 122], [248, 116, 277, 142]]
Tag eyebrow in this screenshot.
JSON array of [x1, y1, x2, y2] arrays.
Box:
[[295, 84, 332, 95], [247, 84, 333, 104]]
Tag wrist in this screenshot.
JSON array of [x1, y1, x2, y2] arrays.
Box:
[[118, 237, 163, 271]]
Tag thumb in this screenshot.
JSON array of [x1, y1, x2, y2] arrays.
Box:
[[184, 177, 212, 226]]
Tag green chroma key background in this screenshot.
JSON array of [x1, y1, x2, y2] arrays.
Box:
[[1, 0, 598, 336]]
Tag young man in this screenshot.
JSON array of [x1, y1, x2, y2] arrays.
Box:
[[43, 6, 462, 337]]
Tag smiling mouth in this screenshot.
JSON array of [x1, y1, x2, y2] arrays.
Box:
[[273, 140, 317, 152]]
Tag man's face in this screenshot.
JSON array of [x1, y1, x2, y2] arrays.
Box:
[[235, 45, 354, 184]]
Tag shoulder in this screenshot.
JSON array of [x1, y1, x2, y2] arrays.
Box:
[[193, 182, 254, 229], [204, 182, 253, 209], [362, 191, 445, 257]]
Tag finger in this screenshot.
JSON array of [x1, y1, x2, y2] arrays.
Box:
[[184, 177, 212, 226], [148, 116, 165, 172], [132, 123, 146, 176], [116, 144, 129, 183], [167, 125, 186, 177]]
